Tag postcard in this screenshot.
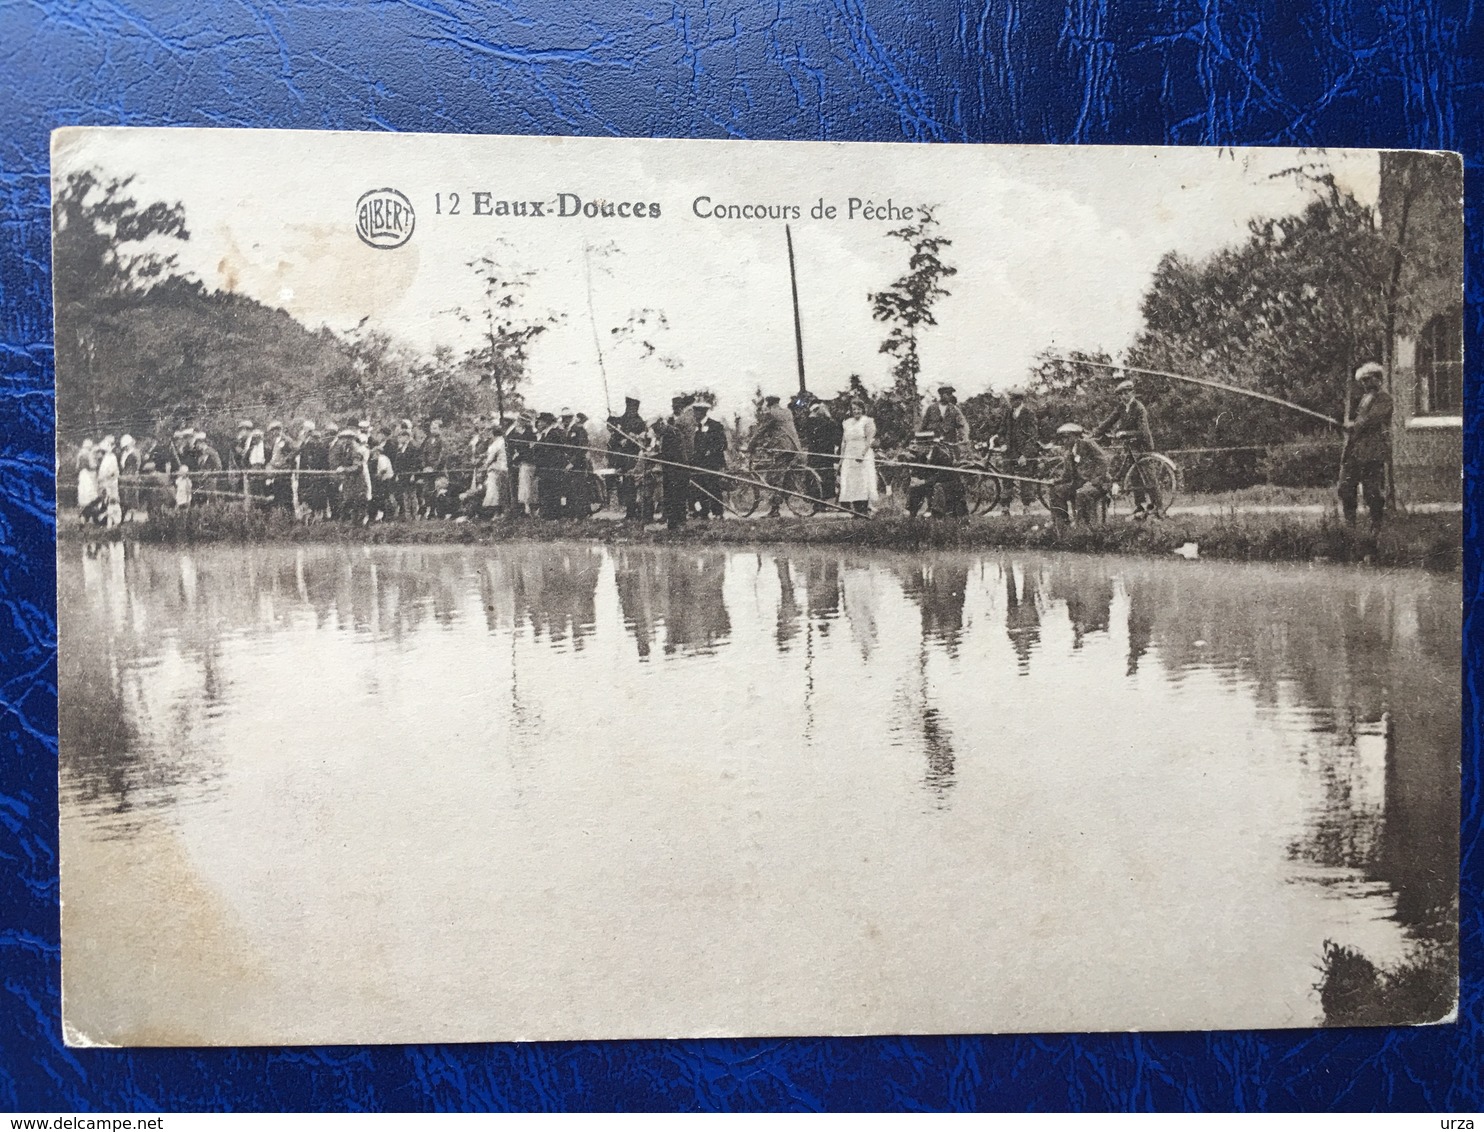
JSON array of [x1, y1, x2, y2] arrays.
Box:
[[53, 128, 1461, 1044]]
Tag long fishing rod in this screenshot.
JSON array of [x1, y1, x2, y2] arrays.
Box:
[[755, 444, 1055, 486], [553, 431, 859, 517], [1045, 355, 1341, 428], [583, 244, 613, 417]]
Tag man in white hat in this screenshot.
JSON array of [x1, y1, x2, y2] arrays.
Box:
[[1338, 361, 1392, 528], [1049, 422, 1111, 526], [1094, 378, 1160, 517], [690, 397, 728, 520]]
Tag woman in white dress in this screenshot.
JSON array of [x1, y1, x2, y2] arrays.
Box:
[[75, 438, 99, 521], [837, 400, 878, 516], [482, 423, 509, 514], [95, 437, 122, 527]]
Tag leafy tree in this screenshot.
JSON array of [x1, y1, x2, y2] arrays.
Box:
[[53, 169, 190, 432], [1124, 181, 1386, 451], [454, 250, 561, 418], [868, 205, 957, 415], [610, 309, 683, 411]]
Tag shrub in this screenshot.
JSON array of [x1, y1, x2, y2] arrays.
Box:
[[1260, 440, 1345, 488]]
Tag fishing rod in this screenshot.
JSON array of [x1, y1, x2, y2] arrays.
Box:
[[541, 432, 860, 517], [1044, 355, 1341, 429], [755, 445, 1055, 486], [583, 244, 614, 417]]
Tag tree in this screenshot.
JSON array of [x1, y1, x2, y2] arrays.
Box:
[[610, 309, 683, 405], [868, 205, 958, 413], [53, 169, 190, 432], [454, 250, 561, 418], [1125, 183, 1386, 451]]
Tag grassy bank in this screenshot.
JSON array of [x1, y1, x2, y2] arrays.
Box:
[[1317, 934, 1457, 1027], [60, 503, 1461, 570]]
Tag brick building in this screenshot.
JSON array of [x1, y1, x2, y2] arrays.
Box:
[[1379, 152, 1464, 503]]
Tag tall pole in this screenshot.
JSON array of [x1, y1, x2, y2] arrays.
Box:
[[786, 224, 807, 398]]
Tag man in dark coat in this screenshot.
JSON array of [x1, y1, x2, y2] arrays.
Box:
[[801, 402, 843, 513], [561, 408, 590, 518], [1094, 378, 1160, 517], [534, 412, 567, 519], [296, 421, 330, 518], [654, 409, 692, 530], [919, 384, 970, 517], [748, 394, 801, 518], [607, 394, 648, 520], [1338, 362, 1393, 528], [999, 387, 1041, 512], [690, 398, 728, 519]]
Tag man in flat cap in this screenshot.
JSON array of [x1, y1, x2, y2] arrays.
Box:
[[1094, 378, 1160, 518], [999, 387, 1041, 514]]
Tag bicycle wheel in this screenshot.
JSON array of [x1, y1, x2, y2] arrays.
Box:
[[965, 465, 1001, 514], [783, 467, 822, 517], [729, 475, 761, 517], [1121, 453, 1180, 517]]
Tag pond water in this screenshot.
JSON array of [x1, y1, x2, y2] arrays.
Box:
[[58, 540, 1459, 1044]]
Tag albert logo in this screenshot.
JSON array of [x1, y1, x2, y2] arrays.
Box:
[[355, 188, 415, 249]]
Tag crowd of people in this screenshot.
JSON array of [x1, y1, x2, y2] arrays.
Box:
[[66, 361, 1393, 531]]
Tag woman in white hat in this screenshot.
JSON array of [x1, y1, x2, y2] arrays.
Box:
[[837, 400, 879, 516]]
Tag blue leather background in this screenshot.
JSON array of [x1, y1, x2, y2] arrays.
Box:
[[1, 0, 1478, 1111]]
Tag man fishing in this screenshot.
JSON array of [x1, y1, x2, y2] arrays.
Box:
[[607, 393, 648, 521], [749, 394, 803, 518], [1049, 422, 1111, 527], [1338, 362, 1393, 529], [690, 398, 728, 520]]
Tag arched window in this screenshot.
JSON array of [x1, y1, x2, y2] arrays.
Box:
[[1414, 308, 1462, 416]]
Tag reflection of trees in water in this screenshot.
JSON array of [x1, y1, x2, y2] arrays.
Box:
[[508, 547, 601, 648], [1108, 561, 1459, 942], [62, 543, 227, 833], [612, 548, 730, 659], [1045, 559, 1112, 650], [805, 557, 840, 634], [892, 641, 956, 805], [896, 562, 969, 656]]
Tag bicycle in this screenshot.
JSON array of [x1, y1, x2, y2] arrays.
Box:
[[974, 440, 1060, 514], [1103, 433, 1180, 518], [729, 452, 823, 518]]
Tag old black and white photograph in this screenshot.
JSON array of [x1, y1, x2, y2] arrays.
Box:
[[52, 128, 1461, 1045]]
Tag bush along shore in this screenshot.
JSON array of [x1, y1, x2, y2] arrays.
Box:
[[60, 503, 1461, 571], [1317, 921, 1458, 1027]]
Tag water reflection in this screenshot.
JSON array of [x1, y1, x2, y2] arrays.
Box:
[[60, 540, 1459, 1034]]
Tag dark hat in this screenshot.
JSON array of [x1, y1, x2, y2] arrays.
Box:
[[764, 395, 781, 405]]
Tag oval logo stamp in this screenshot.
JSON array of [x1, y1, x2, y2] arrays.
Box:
[[355, 188, 415, 249]]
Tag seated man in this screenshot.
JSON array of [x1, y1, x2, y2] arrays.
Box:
[[1048, 422, 1111, 526], [905, 431, 955, 518]]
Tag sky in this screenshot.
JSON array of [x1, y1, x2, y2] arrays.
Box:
[[53, 128, 1380, 424]]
